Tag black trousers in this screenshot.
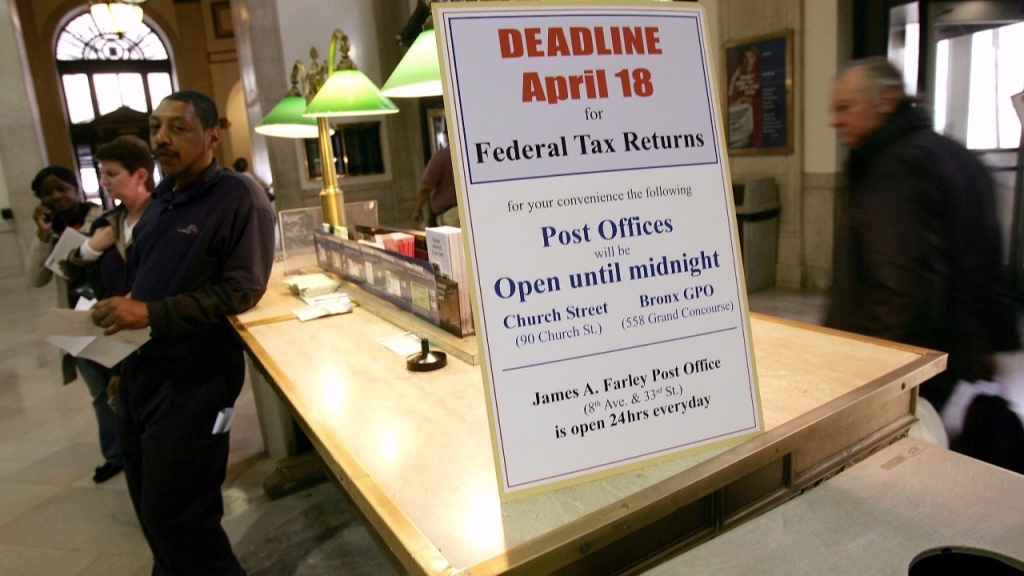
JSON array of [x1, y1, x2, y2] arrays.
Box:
[[118, 347, 247, 576]]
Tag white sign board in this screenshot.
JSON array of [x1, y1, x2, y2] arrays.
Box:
[[435, 1, 762, 498]]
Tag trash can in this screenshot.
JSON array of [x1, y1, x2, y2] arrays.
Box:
[[733, 177, 780, 292]]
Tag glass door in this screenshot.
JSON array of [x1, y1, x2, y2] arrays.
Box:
[[916, 1, 1024, 293]]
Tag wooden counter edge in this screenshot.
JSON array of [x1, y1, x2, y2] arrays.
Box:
[[236, 311, 947, 576], [467, 344, 947, 575], [748, 311, 942, 355], [235, 326, 459, 576]]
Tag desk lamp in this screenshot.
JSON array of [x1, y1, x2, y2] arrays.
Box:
[[256, 29, 397, 228], [381, 2, 443, 98], [254, 62, 324, 139], [303, 30, 398, 227], [381, 27, 441, 98]]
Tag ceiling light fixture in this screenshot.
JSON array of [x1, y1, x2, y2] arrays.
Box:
[[89, 1, 144, 35]]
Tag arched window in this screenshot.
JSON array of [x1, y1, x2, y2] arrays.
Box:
[[55, 11, 173, 204]]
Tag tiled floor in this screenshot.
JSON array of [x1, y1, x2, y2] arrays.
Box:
[[0, 275, 398, 576], [0, 277, 828, 575]]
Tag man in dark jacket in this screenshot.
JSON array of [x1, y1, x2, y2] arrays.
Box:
[[825, 58, 1019, 412], [91, 91, 275, 575]]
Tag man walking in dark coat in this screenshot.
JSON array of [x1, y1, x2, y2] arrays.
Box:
[[825, 57, 1019, 413], [91, 91, 276, 575]]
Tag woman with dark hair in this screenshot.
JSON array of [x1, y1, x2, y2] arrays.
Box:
[[65, 135, 154, 483], [27, 165, 104, 396], [26, 165, 103, 292]]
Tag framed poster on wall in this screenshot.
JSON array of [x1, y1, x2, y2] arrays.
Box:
[[724, 30, 793, 155]]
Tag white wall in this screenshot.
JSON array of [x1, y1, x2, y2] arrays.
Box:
[[0, 156, 8, 210], [0, 0, 46, 278], [698, 0, 720, 52], [276, 0, 386, 84], [803, 0, 842, 174]]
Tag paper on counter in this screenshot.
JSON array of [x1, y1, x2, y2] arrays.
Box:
[[37, 308, 150, 368], [299, 291, 349, 306], [292, 293, 353, 322], [283, 273, 340, 298], [376, 332, 424, 357]]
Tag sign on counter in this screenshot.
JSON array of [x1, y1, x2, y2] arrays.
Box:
[[435, 1, 762, 498]]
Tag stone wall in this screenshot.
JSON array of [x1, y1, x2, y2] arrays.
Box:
[[718, 0, 849, 290]]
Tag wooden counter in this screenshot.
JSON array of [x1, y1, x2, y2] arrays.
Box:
[[233, 269, 946, 575], [643, 438, 1024, 575]]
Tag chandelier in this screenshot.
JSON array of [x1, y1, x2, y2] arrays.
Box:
[[89, 0, 146, 35]]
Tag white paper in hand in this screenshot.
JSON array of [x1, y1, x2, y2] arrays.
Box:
[[43, 228, 87, 279], [37, 308, 150, 368], [74, 297, 97, 311]]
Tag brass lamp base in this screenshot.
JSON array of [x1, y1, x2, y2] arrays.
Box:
[[320, 188, 345, 228], [315, 115, 345, 229]]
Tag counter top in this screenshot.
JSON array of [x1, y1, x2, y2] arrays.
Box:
[[234, 268, 946, 575], [645, 437, 1024, 575]]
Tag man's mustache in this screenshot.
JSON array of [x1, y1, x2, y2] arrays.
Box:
[[152, 147, 176, 158]]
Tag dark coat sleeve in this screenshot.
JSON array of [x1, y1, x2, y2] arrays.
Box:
[[848, 144, 950, 347], [844, 133, 1014, 379]]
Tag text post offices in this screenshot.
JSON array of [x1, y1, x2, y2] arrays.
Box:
[[435, 1, 762, 498]]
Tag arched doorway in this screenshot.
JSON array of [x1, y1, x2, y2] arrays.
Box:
[[55, 11, 173, 206]]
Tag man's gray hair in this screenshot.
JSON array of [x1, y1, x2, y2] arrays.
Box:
[[843, 56, 906, 100]]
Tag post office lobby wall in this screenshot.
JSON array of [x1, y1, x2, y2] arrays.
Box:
[[0, 0, 40, 279], [718, 0, 849, 291], [0, 0, 227, 279], [0, 0, 847, 285]]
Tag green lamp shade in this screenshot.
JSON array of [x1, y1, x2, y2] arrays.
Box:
[[303, 69, 399, 118], [381, 29, 442, 98], [255, 94, 322, 139]]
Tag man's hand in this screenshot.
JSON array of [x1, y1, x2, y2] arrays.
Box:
[[412, 182, 432, 224], [91, 296, 149, 335], [33, 205, 53, 242], [87, 226, 115, 253]]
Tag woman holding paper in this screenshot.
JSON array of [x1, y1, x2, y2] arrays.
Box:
[[27, 166, 103, 390], [26, 166, 104, 295], [65, 136, 154, 483]]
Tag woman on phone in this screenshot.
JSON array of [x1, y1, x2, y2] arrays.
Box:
[[26, 166, 103, 296]]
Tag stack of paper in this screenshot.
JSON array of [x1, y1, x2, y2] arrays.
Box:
[[425, 228, 453, 280], [426, 226, 473, 335], [284, 273, 340, 298], [293, 293, 353, 322], [376, 232, 415, 257], [391, 232, 415, 257]]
